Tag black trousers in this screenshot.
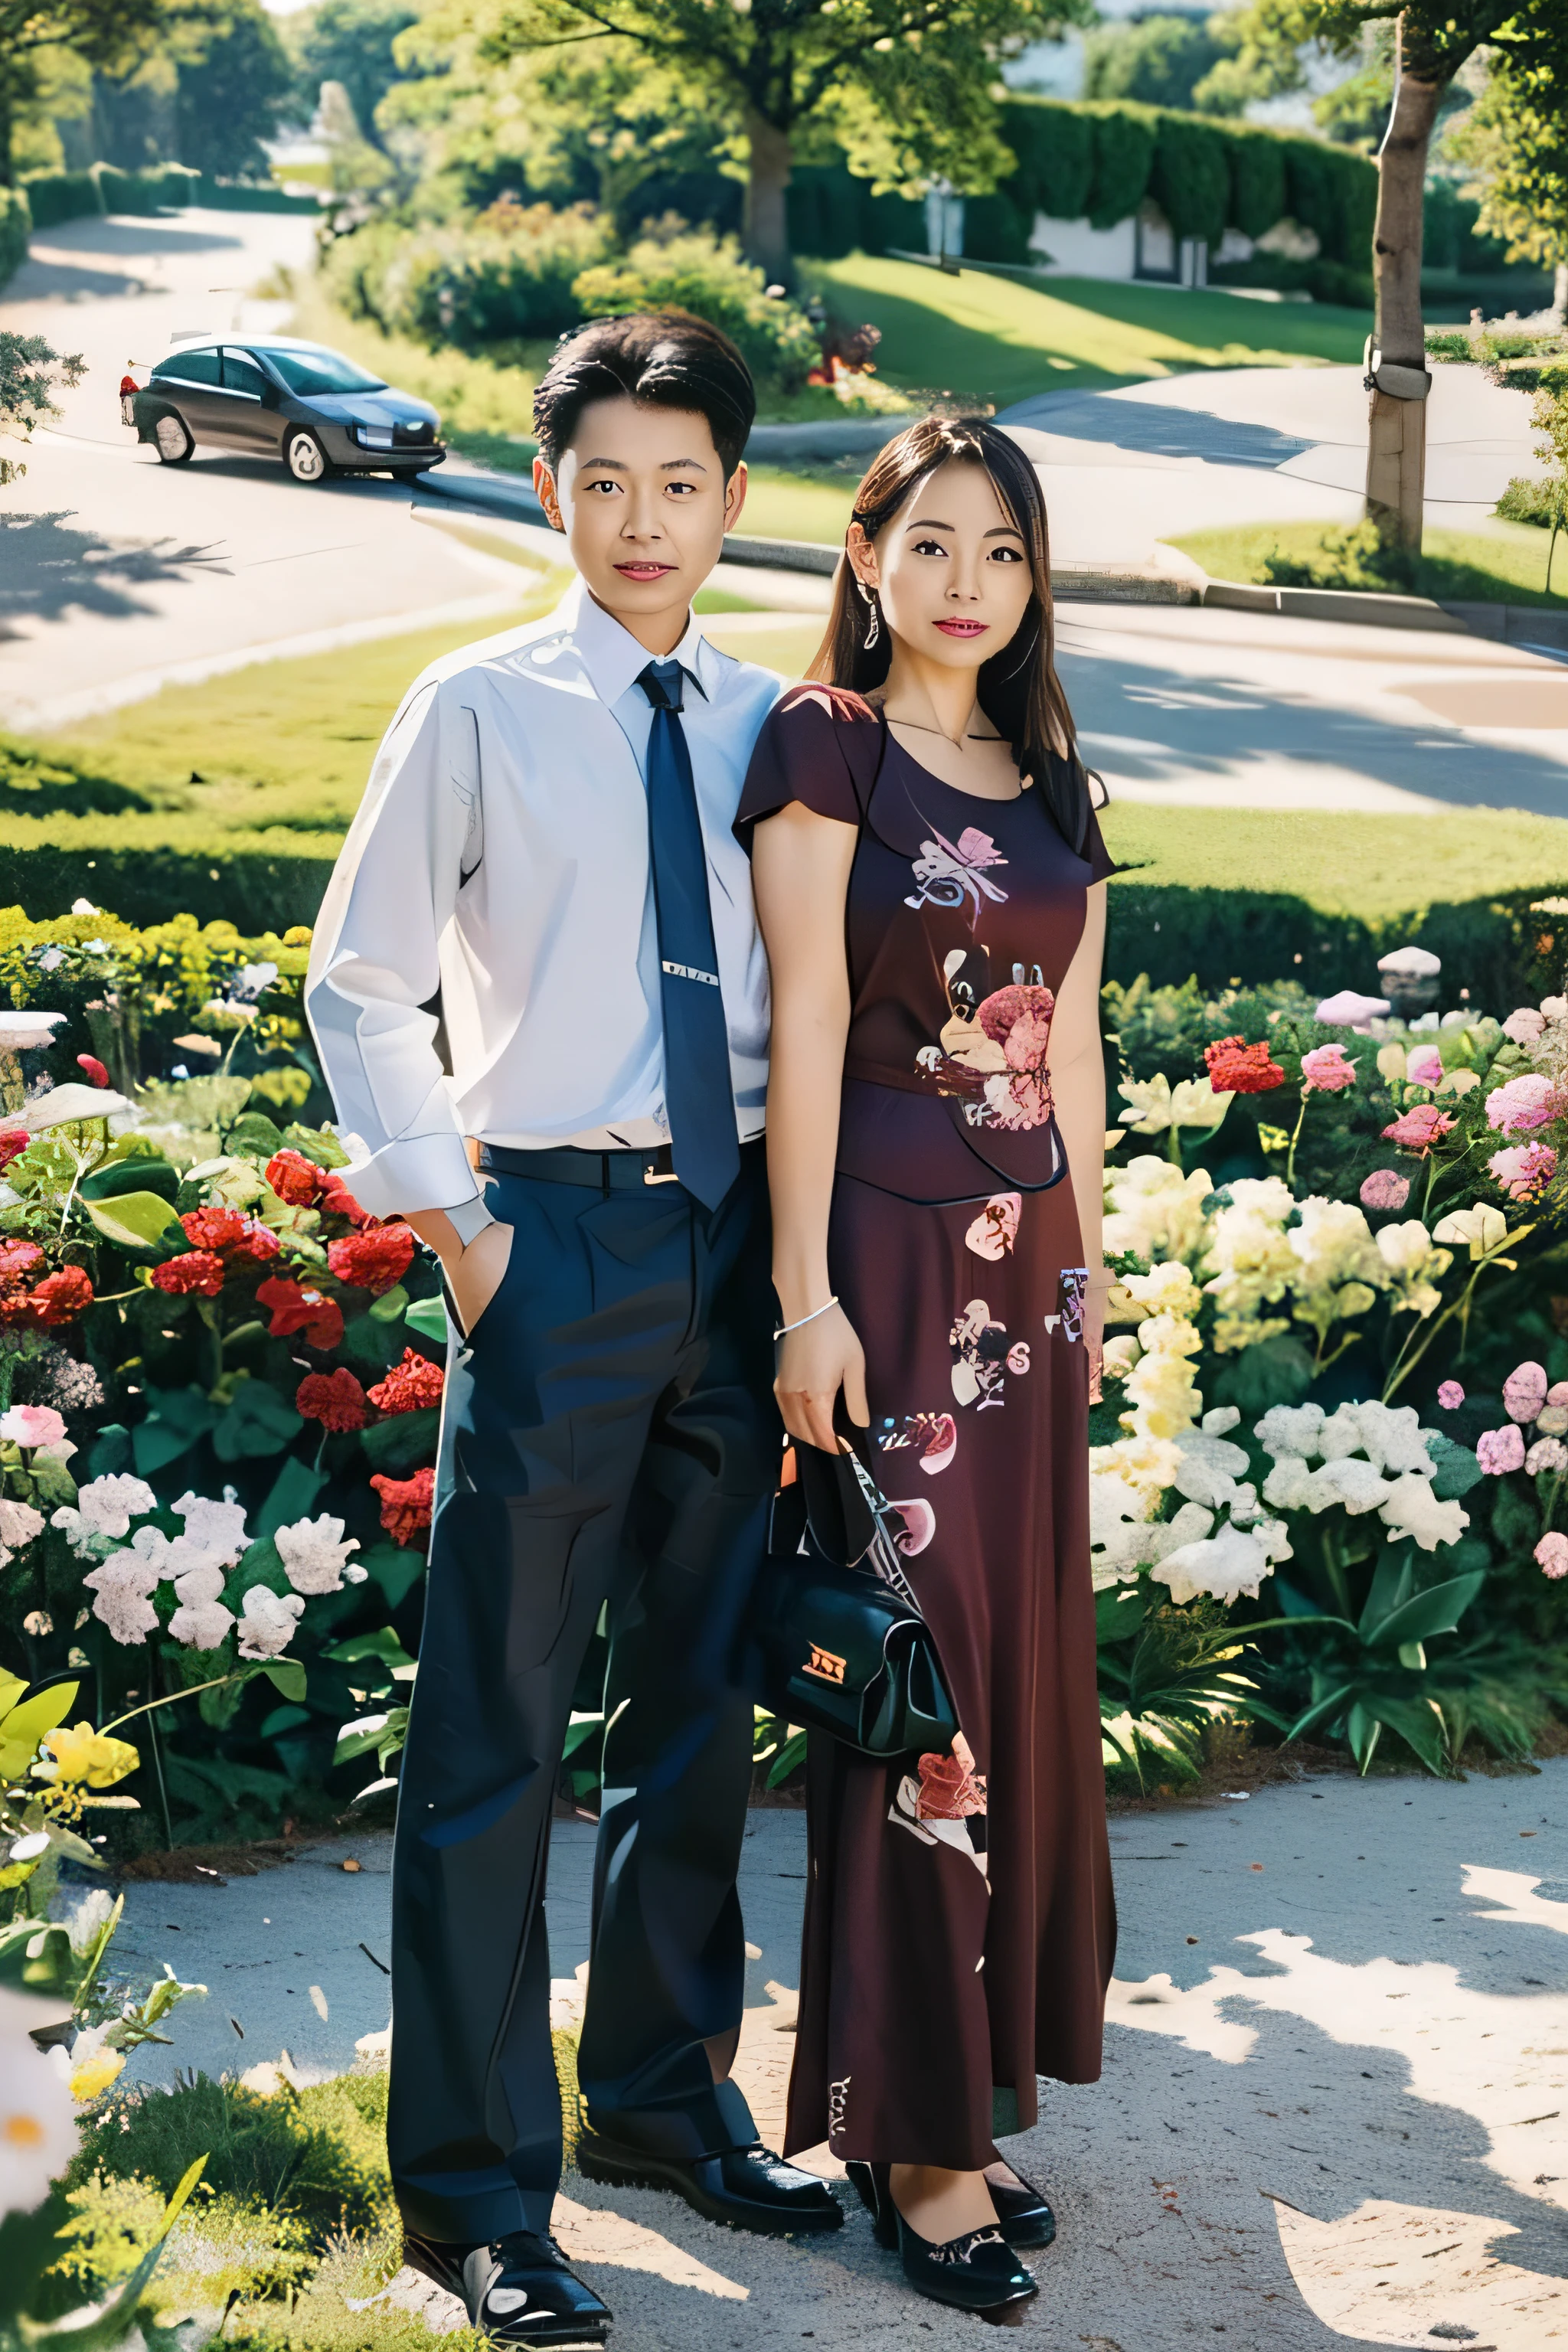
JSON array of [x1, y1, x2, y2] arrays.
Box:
[[387, 1145, 778, 2243]]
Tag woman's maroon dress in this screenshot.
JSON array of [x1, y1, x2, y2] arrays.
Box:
[[737, 684, 1116, 2172]]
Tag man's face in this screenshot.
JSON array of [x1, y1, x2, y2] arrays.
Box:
[[534, 395, 747, 648]]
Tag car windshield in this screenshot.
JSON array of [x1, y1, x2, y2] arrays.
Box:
[[263, 346, 388, 397]]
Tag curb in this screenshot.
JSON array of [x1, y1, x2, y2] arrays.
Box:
[[1200, 579, 1464, 632]]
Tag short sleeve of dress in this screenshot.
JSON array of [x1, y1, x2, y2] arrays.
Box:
[[1082, 799, 1117, 884], [733, 683, 880, 853]]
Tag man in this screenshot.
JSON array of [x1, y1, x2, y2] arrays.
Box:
[[305, 311, 841, 2347]]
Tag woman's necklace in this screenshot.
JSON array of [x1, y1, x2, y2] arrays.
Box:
[[885, 716, 1004, 745]]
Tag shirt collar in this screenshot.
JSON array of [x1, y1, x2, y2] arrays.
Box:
[[567, 576, 717, 710]]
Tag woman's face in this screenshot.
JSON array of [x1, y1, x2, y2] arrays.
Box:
[[849, 456, 1034, 676]]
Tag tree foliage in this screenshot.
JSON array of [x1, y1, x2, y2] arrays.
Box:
[[0, 331, 84, 484], [282, 0, 420, 147], [1447, 44, 1568, 273], [0, 0, 162, 183]]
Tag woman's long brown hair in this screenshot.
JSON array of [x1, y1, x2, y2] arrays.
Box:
[[805, 414, 1101, 855]]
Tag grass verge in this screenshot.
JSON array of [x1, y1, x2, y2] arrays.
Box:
[[806, 256, 1372, 407], [1168, 518, 1568, 611]]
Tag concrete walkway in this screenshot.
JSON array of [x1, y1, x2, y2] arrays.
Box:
[[110, 1762, 1568, 2350]]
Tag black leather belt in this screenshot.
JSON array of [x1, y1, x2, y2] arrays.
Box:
[[476, 1142, 681, 1192]]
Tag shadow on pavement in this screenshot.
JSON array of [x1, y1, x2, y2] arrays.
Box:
[[23, 218, 249, 259], [0, 509, 230, 623], [1005, 393, 1314, 468]]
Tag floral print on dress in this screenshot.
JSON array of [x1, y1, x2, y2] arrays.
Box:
[[914, 948, 1056, 1135], [950, 1300, 1031, 1410], [888, 1731, 989, 1883], [878, 1410, 957, 1475], [905, 820, 1008, 926], [965, 1193, 1021, 1260]]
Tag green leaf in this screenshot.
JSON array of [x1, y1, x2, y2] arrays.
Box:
[[81, 1190, 184, 1253], [369, 1282, 409, 1323], [1367, 1572, 1487, 1653], [358, 1540, 426, 1610], [0, 1680, 78, 1778], [79, 1155, 179, 1205], [1365, 1693, 1451, 1775], [1346, 1701, 1381, 1775], [1285, 1681, 1356, 1744], [1357, 1548, 1416, 1642], [360, 1406, 439, 1478], [326, 1627, 415, 1670], [27, 1453, 77, 1511], [262, 1658, 307, 1703], [766, 1728, 807, 1788], [260, 1701, 312, 1740], [255, 1452, 328, 1537], [1425, 1430, 1485, 1501], [283, 1121, 350, 1169], [226, 1110, 286, 1158], [1212, 1334, 1315, 1415], [405, 1295, 449, 1345], [132, 1384, 216, 1475], [211, 1377, 302, 1462]]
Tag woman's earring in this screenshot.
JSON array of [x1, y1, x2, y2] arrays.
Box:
[[858, 578, 880, 651]]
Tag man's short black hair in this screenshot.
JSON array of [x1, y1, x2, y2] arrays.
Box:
[[532, 310, 756, 479]]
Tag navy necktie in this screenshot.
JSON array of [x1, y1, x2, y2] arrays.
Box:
[[639, 660, 740, 1210]]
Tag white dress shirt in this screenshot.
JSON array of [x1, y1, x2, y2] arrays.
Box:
[[305, 578, 782, 1218]]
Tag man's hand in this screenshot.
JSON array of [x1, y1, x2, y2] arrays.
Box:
[[406, 1209, 514, 1339]]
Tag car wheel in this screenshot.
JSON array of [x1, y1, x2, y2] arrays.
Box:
[[154, 412, 194, 464], [284, 430, 331, 484]]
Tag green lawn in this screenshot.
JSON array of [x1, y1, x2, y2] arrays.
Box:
[[1102, 802, 1568, 918], [807, 257, 1371, 407], [1168, 518, 1568, 611]]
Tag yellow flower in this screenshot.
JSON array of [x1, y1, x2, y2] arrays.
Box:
[[67, 2037, 126, 2104], [36, 1723, 140, 1791], [1118, 1074, 1235, 1135]]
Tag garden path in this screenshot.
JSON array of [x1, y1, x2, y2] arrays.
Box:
[[106, 1760, 1568, 2351]]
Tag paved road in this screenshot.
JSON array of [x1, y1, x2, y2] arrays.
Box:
[[106, 1763, 1568, 2350]]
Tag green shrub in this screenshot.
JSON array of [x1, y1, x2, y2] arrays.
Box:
[[1286, 139, 1377, 266], [0, 185, 27, 289], [1083, 100, 1158, 227], [1223, 124, 1288, 242], [573, 227, 822, 394], [962, 188, 1032, 265], [1149, 113, 1230, 247], [18, 169, 100, 229], [323, 202, 612, 349], [999, 97, 1096, 227], [1497, 473, 1561, 527], [0, 813, 338, 929]]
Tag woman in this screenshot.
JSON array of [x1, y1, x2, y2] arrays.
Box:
[[737, 416, 1116, 2323]]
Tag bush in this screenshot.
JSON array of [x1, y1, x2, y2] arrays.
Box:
[[1000, 97, 1097, 227], [1082, 100, 1158, 228], [323, 202, 612, 348], [0, 186, 27, 289], [1497, 474, 1562, 528], [1148, 113, 1230, 247], [573, 227, 822, 394], [1285, 139, 1376, 266], [0, 812, 338, 930], [962, 188, 1033, 266], [1223, 123, 1288, 243], [19, 170, 100, 229]]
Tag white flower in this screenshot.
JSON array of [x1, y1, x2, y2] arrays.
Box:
[[1102, 1156, 1214, 1265], [1101, 1332, 1140, 1383], [169, 1596, 236, 1650], [1374, 1220, 1452, 1318], [63, 1474, 156, 1544], [172, 1492, 249, 1566], [274, 1514, 361, 1597], [0, 1499, 44, 1550], [1255, 1403, 1326, 1460], [6, 1081, 132, 1129], [1289, 1197, 1386, 1294], [1317, 1400, 1434, 1476], [1201, 1406, 1242, 1436], [1526, 1437, 1568, 1475], [1263, 1453, 1317, 1512], [0, 1996, 78, 2217], [60, 1889, 116, 1955], [82, 1550, 161, 1645], [1171, 1429, 1250, 1508], [1118, 1073, 1234, 1135], [1315, 990, 1390, 1027], [1152, 1521, 1280, 1606], [1432, 1204, 1509, 1259], [236, 1586, 305, 1660], [1377, 1474, 1469, 1553], [1309, 1457, 1393, 1514]]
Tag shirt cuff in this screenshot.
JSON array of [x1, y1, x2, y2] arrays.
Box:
[[341, 1131, 480, 1221]]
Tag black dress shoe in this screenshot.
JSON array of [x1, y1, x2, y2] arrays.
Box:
[[848, 2159, 1057, 2253], [403, 2228, 612, 2346], [890, 2210, 1038, 2324], [576, 2127, 844, 2236]]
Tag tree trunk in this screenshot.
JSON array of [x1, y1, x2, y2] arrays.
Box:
[[1365, 16, 1444, 552], [745, 113, 792, 287], [1554, 261, 1568, 328]]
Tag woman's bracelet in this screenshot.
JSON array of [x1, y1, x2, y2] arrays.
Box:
[[773, 1295, 840, 1341]]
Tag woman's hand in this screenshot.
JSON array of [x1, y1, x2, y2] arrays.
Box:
[[775, 1303, 870, 1453]]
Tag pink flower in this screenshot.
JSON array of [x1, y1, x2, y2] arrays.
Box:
[[1360, 1170, 1410, 1210], [1503, 1361, 1549, 1424], [1406, 1043, 1445, 1088], [1301, 1043, 1357, 1094], [1437, 1380, 1465, 1410], [1486, 1073, 1560, 1135], [890, 1497, 936, 1554], [1488, 1142, 1557, 1200], [1535, 1531, 1568, 1579], [1477, 1424, 1526, 1475], [1383, 1104, 1456, 1153], [1503, 1008, 1547, 1045], [0, 1403, 67, 1450]]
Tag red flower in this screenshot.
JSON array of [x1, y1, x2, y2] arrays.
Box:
[[328, 1225, 414, 1296], [28, 1266, 93, 1325], [256, 1274, 345, 1351], [76, 1054, 110, 1089], [319, 1175, 372, 1228], [296, 1366, 371, 1431], [151, 1250, 225, 1298], [371, 1465, 434, 1547], [179, 1204, 281, 1262], [0, 1240, 44, 1284], [1204, 1036, 1286, 1094], [368, 1347, 444, 1416], [1383, 1103, 1457, 1155], [266, 1149, 325, 1207], [0, 1132, 29, 1172]]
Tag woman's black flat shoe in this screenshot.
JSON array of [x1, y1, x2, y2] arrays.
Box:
[[848, 2158, 1056, 2254], [985, 2164, 1057, 2250], [892, 2210, 1038, 2323]]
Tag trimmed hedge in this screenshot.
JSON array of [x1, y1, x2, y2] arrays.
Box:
[[0, 185, 27, 289], [1147, 113, 1231, 248], [18, 164, 315, 230], [0, 820, 338, 933]]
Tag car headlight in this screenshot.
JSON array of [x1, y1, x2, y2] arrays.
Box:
[[354, 424, 396, 449]]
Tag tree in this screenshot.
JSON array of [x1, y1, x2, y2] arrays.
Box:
[[428, 0, 1091, 283], [283, 0, 420, 146], [1227, 2, 1568, 549], [1, 332, 83, 483], [1447, 47, 1568, 320], [0, 0, 162, 184], [1079, 11, 1272, 118], [170, 0, 293, 177]]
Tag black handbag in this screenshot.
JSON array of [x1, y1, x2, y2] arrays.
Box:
[[746, 1424, 959, 1759]]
